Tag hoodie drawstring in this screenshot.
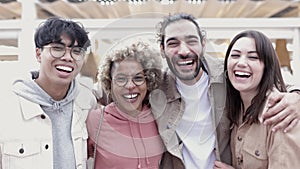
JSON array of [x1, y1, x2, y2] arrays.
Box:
[[129, 121, 142, 168], [137, 118, 150, 165]]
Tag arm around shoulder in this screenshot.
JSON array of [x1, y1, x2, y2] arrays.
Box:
[[262, 88, 300, 132]]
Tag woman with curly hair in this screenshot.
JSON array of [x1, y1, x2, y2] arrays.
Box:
[[86, 39, 164, 169]]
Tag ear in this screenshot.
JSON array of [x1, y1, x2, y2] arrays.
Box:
[[160, 44, 166, 59], [201, 35, 206, 47], [201, 38, 206, 52], [36, 48, 42, 63]]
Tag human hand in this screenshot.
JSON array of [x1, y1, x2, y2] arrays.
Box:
[[262, 90, 300, 133], [214, 161, 234, 169]]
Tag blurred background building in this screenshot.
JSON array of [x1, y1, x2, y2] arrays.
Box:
[[0, 0, 300, 87]]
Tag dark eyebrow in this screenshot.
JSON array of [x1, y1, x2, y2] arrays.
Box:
[[166, 35, 199, 44], [51, 42, 69, 47], [231, 49, 241, 53], [231, 49, 257, 54], [51, 40, 80, 48], [115, 71, 144, 77], [166, 37, 178, 44], [114, 73, 126, 77], [248, 51, 257, 54], [185, 35, 199, 40], [131, 71, 145, 77], [135, 72, 145, 76]]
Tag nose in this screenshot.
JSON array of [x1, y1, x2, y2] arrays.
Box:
[[237, 55, 247, 67], [61, 48, 73, 62], [124, 78, 136, 89], [178, 42, 190, 56]]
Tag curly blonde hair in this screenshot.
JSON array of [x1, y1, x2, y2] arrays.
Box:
[[99, 40, 163, 105]]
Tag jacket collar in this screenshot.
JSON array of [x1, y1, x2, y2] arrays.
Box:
[[18, 95, 44, 120], [162, 54, 225, 102], [201, 54, 225, 84], [161, 69, 181, 103]]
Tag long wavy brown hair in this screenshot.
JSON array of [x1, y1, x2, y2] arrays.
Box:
[[224, 30, 286, 125]]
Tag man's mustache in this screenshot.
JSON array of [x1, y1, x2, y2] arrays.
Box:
[[173, 53, 198, 60]]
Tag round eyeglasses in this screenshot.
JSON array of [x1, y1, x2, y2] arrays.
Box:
[[43, 43, 85, 61], [113, 75, 146, 87]]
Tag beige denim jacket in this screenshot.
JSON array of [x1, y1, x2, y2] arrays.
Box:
[[150, 54, 231, 169], [231, 105, 300, 169], [0, 79, 96, 169]]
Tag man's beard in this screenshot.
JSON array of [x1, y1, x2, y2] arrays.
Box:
[[166, 53, 203, 81]]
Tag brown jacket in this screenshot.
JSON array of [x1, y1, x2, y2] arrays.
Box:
[[150, 55, 231, 169], [231, 114, 300, 169]]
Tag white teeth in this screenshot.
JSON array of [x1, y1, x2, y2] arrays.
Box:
[[178, 60, 193, 66], [56, 65, 72, 72], [235, 71, 250, 76], [123, 93, 138, 99]]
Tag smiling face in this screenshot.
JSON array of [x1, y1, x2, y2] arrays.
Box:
[[111, 58, 147, 115], [162, 19, 204, 85], [227, 37, 265, 97], [36, 34, 84, 89]]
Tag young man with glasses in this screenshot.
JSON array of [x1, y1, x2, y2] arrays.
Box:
[[0, 17, 96, 169]]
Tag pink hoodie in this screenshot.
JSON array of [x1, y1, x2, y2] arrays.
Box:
[[87, 102, 164, 169]]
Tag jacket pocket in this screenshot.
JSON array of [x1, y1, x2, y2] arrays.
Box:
[[2, 141, 41, 169], [73, 131, 88, 169], [242, 141, 268, 168]]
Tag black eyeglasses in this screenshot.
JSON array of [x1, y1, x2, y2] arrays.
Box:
[[113, 74, 146, 87], [43, 43, 85, 61]]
